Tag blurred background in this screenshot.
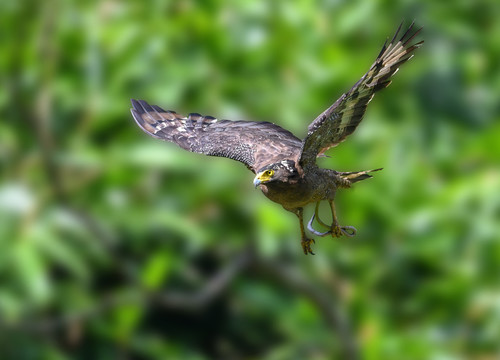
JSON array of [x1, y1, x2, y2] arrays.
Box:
[[1, 0, 499, 359]]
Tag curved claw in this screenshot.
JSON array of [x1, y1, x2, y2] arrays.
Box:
[[301, 237, 316, 255], [307, 213, 332, 237], [341, 226, 357, 237]]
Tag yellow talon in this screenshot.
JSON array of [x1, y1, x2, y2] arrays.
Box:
[[301, 237, 315, 255]]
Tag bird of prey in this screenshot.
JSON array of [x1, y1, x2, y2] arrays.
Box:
[[131, 23, 422, 255]]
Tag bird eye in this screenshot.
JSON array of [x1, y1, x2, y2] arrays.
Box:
[[266, 170, 274, 177]]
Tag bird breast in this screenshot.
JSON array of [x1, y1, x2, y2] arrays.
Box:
[[258, 170, 337, 210]]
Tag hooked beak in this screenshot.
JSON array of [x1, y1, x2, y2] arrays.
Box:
[[253, 176, 261, 188], [253, 171, 273, 188]]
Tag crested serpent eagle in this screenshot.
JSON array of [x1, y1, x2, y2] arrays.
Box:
[[131, 23, 423, 255]]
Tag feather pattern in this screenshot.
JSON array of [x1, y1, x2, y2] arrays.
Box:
[[131, 99, 302, 173], [298, 22, 423, 169]]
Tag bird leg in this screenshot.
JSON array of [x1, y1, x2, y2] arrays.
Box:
[[307, 202, 331, 237], [328, 200, 357, 237], [294, 208, 315, 255], [313, 201, 331, 228], [307, 200, 357, 238]]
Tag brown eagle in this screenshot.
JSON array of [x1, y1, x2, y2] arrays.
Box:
[[131, 23, 422, 254]]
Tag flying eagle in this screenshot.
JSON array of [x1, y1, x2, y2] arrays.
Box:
[[131, 23, 423, 254]]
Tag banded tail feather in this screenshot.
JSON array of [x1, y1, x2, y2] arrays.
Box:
[[337, 168, 383, 183]]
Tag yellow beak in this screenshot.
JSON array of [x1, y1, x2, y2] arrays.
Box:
[[253, 172, 272, 187]]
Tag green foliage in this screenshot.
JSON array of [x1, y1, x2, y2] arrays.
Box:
[[1, 0, 499, 358]]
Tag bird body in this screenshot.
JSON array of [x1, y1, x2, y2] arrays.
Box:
[[131, 23, 422, 254], [257, 166, 346, 210]]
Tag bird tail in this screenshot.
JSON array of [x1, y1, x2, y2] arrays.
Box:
[[337, 168, 383, 184]]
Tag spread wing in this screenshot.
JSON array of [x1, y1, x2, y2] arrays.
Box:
[[131, 99, 302, 173], [299, 22, 423, 169]]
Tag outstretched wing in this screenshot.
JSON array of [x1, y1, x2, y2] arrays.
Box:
[[299, 22, 423, 169], [131, 99, 302, 173]]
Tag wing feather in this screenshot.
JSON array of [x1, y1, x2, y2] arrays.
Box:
[[299, 22, 423, 169], [131, 99, 302, 173]]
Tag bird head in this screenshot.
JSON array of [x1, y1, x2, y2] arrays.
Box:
[[253, 160, 299, 187]]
